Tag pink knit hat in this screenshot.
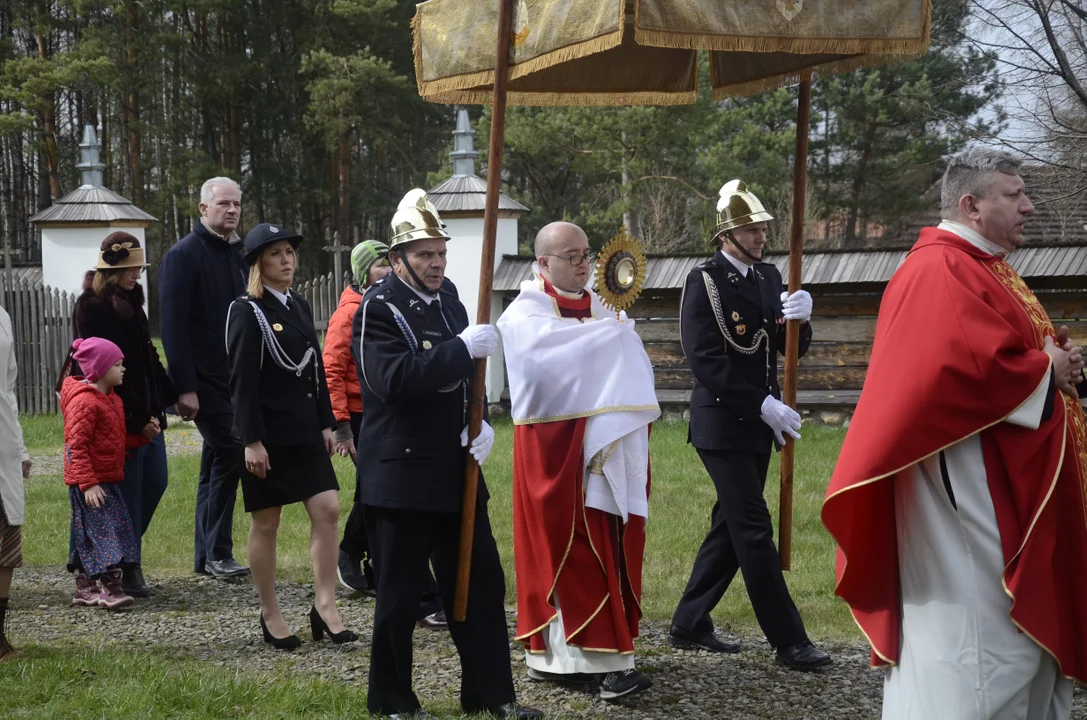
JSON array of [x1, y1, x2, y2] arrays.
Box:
[[72, 337, 124, 381]]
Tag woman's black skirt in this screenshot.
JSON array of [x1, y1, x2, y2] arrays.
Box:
[[239, 442, 339, 513]]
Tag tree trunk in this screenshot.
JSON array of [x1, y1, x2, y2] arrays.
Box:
[[35, 2, 61, 201], [620, 132, 641, 239], [844, 123, 877, 248], [124, 0, 143, 205]]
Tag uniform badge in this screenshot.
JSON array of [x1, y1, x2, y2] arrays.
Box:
[[422, 340, 433, 350], [736, 323, 747, 336], [272, 323, 283, 332], [728, 275, 739, 284], [731, 311, 740, 322]]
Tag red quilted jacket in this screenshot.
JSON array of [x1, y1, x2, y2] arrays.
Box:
[[61, 376, 127, 492]]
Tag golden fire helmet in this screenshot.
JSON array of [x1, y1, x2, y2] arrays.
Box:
[[715, 180, 774, 234], [389, 188, 450, 250]]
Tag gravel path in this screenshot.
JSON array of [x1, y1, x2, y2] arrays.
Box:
[[8, 567, 1084, 719], [17, 428, 1086, 717]]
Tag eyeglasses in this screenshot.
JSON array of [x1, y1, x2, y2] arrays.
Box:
[[545, 252, 597, 267]]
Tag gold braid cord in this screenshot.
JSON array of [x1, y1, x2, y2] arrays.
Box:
[[701, 270, 771, 387], [594, 226, 648, 314]]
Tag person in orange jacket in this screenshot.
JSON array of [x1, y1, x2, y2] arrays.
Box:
[[325, 240, 448, 629]]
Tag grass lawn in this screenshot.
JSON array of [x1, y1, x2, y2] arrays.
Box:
[[17, 413, 851, 638]]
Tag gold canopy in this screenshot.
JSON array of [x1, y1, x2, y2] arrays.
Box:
[[413, 0, 931, 105]]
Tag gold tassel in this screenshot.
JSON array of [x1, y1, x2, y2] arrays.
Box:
[[635, 27, 930, 58], [425, 87, 698, 107]]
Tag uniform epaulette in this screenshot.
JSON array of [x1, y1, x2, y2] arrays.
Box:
[[695, 259, 715, 270]]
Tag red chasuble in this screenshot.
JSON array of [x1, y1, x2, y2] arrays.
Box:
[[513, 280, 646, 655], [822, 228, 1087, 682]]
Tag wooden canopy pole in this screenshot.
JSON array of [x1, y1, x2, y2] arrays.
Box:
[[779, 76, 812, 571], [454, 0, 513, 623]]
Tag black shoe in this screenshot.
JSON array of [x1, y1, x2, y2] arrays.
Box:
[[122, 564, 151, 598], [776, 640, 832, 671], [526, 667, 596, 686], [205, 558, 250, 579], [336, 550, 373, 595], [259, 614, 301, 651], [482, 702, 544, 719], [667, 625, 741, 653], [598, 669, 652, 701], [309, 604, 358, 644], [416, 610, 447, 630]]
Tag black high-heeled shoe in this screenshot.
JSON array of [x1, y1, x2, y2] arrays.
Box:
[[260, 613, 302, 650], [310, 605, 358, 644]]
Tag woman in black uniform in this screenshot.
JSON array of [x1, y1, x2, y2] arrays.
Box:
[[226, 223, 357, 650]]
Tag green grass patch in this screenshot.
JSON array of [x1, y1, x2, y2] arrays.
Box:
[[0, 645, 366, 719], [19, 416, 853, 638], [18, 413, 64, 453]]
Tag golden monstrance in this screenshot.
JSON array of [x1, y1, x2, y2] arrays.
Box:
[[593, 226, 648, 317]]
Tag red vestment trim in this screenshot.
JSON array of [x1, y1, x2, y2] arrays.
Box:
[[822, 228, 1087, 681]]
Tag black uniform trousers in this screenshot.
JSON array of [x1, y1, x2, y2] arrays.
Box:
[[671, 449, 807, 650], [364, 501, 514, 715], [192, 410, 240, 571], [339, 412, 442, 619]]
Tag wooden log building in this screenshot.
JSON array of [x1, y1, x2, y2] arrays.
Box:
[[494, 244, 1087, 418]]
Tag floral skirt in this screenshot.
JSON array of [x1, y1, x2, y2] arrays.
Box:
[[67, 484, 140, 578]]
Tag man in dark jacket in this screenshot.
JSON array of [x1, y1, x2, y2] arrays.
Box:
[[352, 188, 541, 720], [668, 179, 832, 671], [158, 176, 249, 580]]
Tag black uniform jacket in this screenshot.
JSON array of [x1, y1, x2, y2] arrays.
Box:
[[682, 250, 812, 453], [226, 292, 336, 447], [352, 274, 487, 514], [159, 222, 248, 415]]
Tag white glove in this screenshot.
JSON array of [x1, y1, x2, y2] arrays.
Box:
[[458, 324, 498, 358], [760, 395, 802, 445], [460, 420, 496, 465], [780, 290, 813, 323]]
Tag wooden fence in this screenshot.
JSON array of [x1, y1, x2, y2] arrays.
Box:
[[1, 279, 77, 414], [0, 270, 353, 415], [295, 270, 351, 332]]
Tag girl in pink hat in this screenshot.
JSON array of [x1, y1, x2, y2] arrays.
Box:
[[58, 337, 140, 610]]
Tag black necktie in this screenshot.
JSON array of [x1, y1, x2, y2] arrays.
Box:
[[285, 295, 293, 311]]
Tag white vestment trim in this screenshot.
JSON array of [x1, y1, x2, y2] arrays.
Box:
[[524, 596, 635, 676]]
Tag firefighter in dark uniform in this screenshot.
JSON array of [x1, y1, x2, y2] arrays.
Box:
[[352, 189, 542, 720], [667, 180, 833, 671]]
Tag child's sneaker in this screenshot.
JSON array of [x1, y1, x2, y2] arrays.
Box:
[[97, 568, 135, 610], [71, 573, 99, 607]]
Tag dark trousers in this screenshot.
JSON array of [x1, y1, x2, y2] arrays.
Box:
[[340, 412, 442, 620], [118, 432, 168, 557], [671, 449, 806, 650], [192, 412, 240, 571], [364, 503, 514, 715]]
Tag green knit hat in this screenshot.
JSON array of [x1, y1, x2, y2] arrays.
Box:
[[351, 240, 390, 287]]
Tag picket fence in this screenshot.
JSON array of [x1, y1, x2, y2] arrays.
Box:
[[2, 279, 77, 414], [1, 270, 351, 415]]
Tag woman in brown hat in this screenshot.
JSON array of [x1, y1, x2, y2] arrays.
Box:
[[72, 232, 178, 598]]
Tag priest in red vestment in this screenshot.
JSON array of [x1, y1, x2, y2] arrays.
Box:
[[823, 149, 1087, 720], [497, 222, 659, 702]]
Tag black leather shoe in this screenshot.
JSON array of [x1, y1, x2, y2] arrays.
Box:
[[667, 625, 741, 653], [309, 605, 358, 644], [260, 614, 301, 651], [776, 640, 832, 670], [205, 558, 250, 579], [483, 702, 544, 719], [416, 610, 448, 630], [122, 564, 151, 598]]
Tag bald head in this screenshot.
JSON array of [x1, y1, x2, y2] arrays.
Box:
[[534, 222, 587, 257], [535, 221, 592, 294]]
